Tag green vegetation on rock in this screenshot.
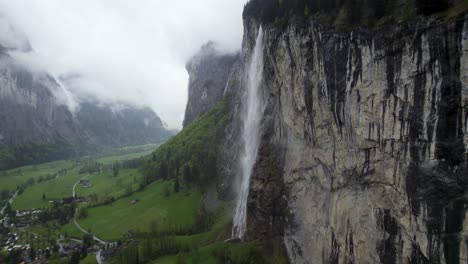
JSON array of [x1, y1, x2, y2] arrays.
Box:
[[243, 0, 461, 28], [142, 100, 228, 188]]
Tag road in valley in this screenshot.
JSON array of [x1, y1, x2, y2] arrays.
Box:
[[71, 176, 106, 264], [0, 190, 18, 215]]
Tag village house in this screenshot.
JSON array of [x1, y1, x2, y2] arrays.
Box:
[[79, 179, 92, 188]]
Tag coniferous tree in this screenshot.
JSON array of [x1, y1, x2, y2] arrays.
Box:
[[113, 161, 120, 177], [159, 161, 168, 180], [416, 0, 449, 15], [174, 177, 180, 193], [29, 247, 36, 261], [183, 164, 191, 183], [70, 250, 80, 264], [373, 0, 387, 18], [191, 165, 200, 183]]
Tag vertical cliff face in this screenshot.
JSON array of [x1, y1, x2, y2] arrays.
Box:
[[183, 42, 240, 127], [238, 14, 468, 264], [0, 55, 85, 146]]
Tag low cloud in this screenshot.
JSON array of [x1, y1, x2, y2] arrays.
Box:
[[0, 0, 246, 129]]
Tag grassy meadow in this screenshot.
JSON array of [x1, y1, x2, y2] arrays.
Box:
[[95, 149, 154, 165], [7, 147, 155, 210], [12, 167, 83, 210], [0, 160, 75, 192], [74, 180, 202, 241], [74, 168, 142, 203]]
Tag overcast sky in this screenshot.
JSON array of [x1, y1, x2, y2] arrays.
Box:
[[0, 0, 246, 129]]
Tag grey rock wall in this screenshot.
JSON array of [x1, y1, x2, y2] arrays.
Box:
[[239, 15, 468, 264], [0, 55, 85, 146], [183, 42, 240, 127]]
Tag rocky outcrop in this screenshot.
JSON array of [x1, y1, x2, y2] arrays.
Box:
[[183, 42, 240, 127], [236, 14, 468, 264]]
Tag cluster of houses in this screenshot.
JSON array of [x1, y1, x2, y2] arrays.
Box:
[[1, 210, 42, 252], [14, 209, 43, 228], [0, 209, 44, 229], [60, 239, 123, 262], [0, 231, 18, 250]]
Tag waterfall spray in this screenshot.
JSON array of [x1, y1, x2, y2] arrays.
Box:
[[232, 27, 264, 240]]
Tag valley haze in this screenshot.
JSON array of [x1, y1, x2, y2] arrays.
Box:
[[0, 0, 247, 129]]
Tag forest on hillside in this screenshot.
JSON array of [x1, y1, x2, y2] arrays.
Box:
[[243, 0, 460, 26]]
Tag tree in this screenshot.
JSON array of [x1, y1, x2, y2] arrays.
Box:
[[164, 185, 171, 197], [191, 165, 200, 183], [78, 208, 88, 219], [416, 0, 449, 15], [183, 164, 192, 183], [175, 158, 180, 176], [83, 233, 93, 248], [373, 0, 387, 18], [173, 178, 180, 193], [70, 250, 80, 264], [29, 246, 36, 261], [0, 190, 9, 200], [135, 248, 140, 264], [159, 161, 168, 180], [113, 161, 120, 177]]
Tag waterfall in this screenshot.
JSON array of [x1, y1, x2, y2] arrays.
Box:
[[232, 27, 264, 240]]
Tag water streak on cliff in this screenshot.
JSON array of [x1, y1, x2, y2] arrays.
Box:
[[232, 26, 264, 240]]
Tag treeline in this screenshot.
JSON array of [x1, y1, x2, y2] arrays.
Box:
[[78, 160, 103, 174], [141, 100, 228, 189], [115, 210, 215, 263], [115, 238, 268, 264], [120, 157, 145, 169], [0, 140, 99, 171], [243, 0, 458, 26]]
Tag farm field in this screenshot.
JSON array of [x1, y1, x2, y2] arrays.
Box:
[[74, 168, 143, 203], [0, 160, 75, 192], [74, 181, 202, 241], [9, 146, 156, 211], [79, 254, 98, 264], [11, 166, 83, 210], [95, 148, 154, 165]]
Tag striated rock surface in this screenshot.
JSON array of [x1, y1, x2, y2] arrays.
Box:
[[183, 42, 240, 127], [233, 14, 468, 264]]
